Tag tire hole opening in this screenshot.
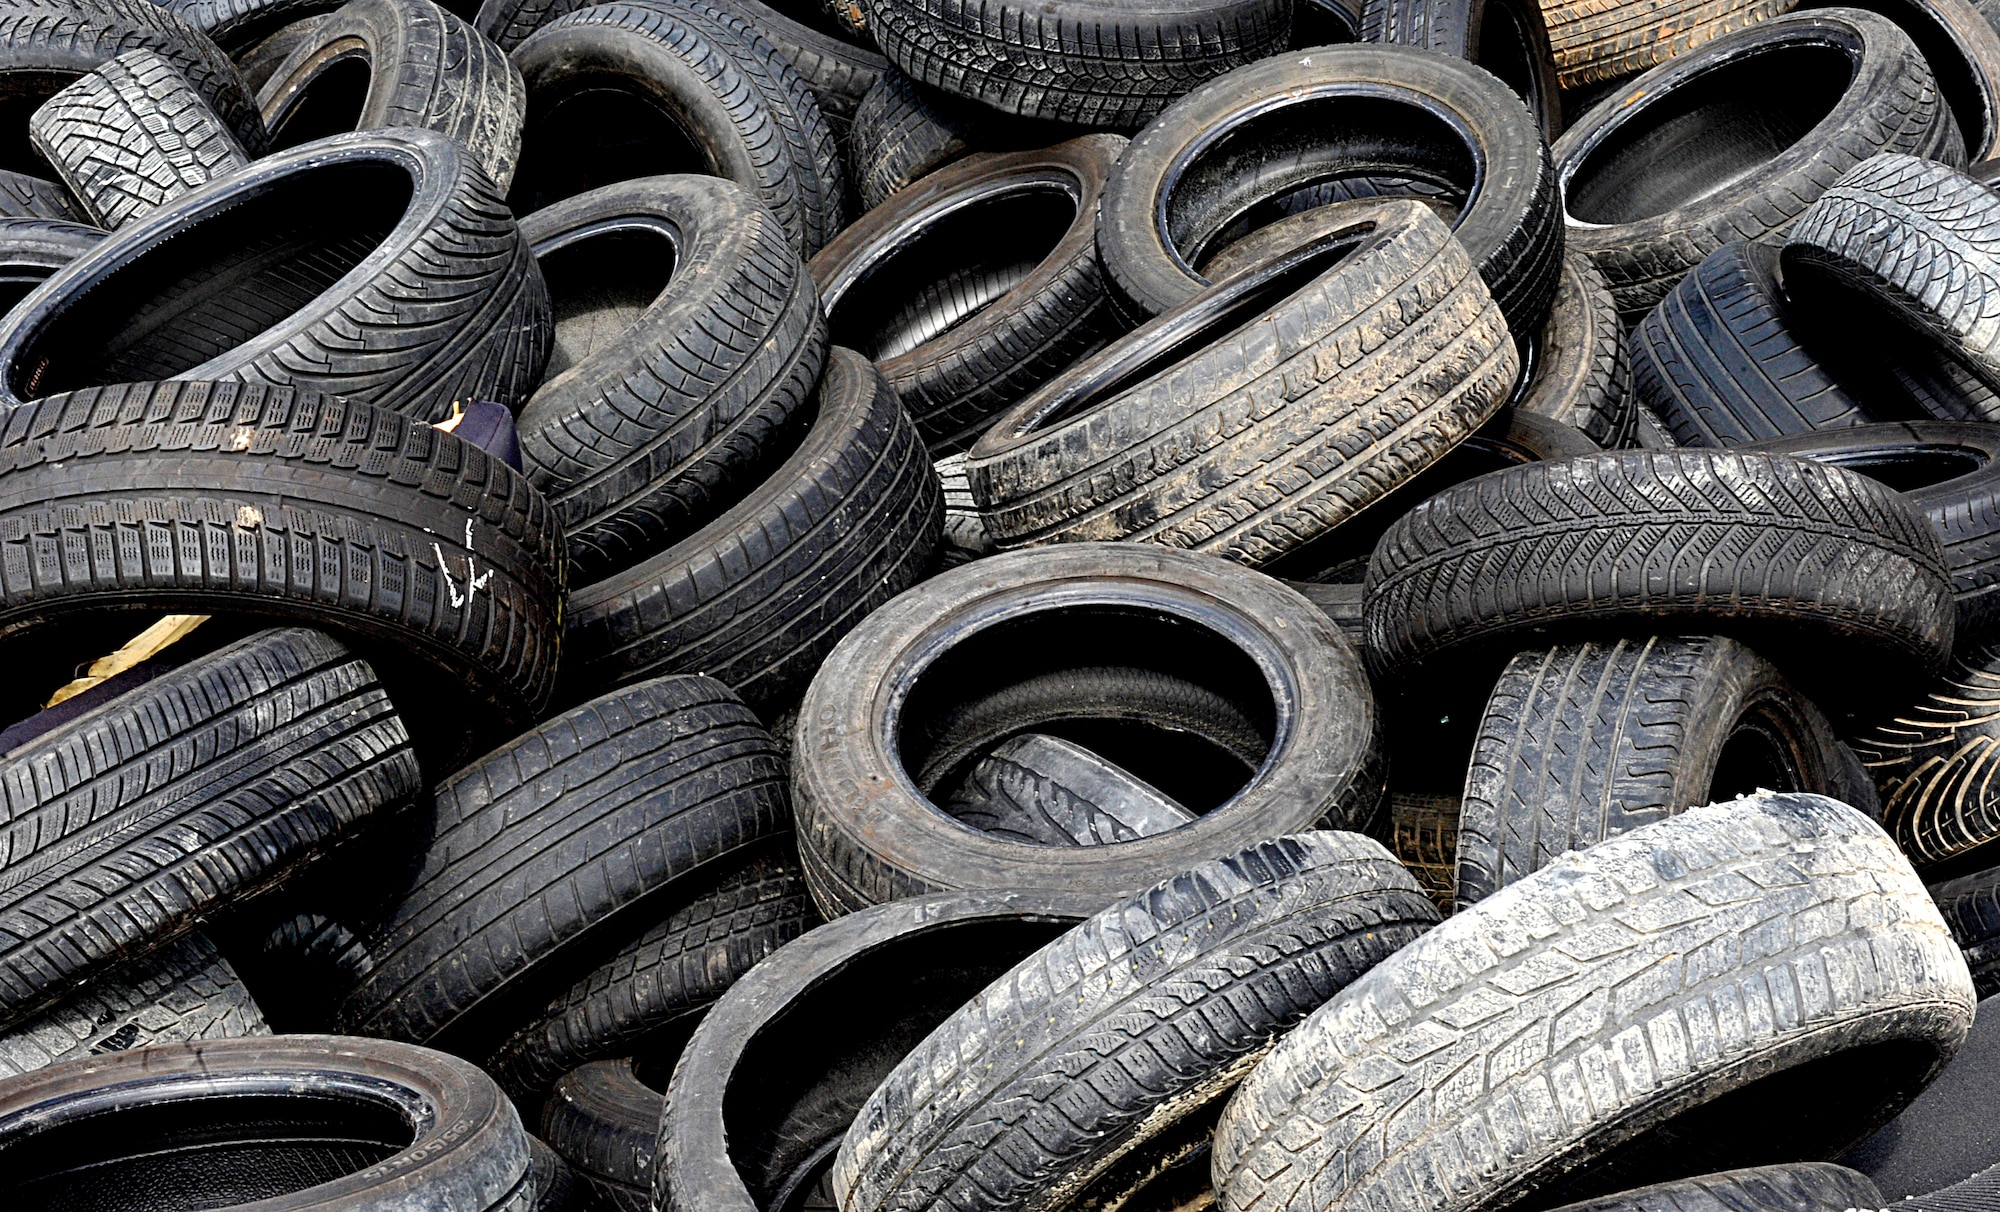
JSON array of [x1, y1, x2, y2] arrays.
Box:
[[823, 179, 1078, 362], [1564, 40, 1853, 225], [1475, 0, 1546, 120], [509, 80, 712, 216], [0, 71, 86, 176], [535, 221, 680, 380], [6, 159, 412, 399], [1709, 705, 1810, 801], [265, 53, 372, 154]]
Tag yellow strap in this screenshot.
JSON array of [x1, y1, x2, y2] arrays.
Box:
[[46, 614, 210, 708]]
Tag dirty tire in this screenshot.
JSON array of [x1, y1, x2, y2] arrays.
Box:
[[1212, 792, 1977, 1212], [0, 1035, 533, 1210], [543, 1057, 662, 1212], [257, 0, 526, 189], [1931, 863, 2000, 998], [849, 67, 996, 210], [0, 627, 421, 1029], [1361, 449, 1958, 704], [0, 931, 265, 1079], [833, 833, 1440, 1212], [1798, 0, 2000, 162], [1457, 635, 1873, 909], [0, 128, 553, 422], [562, 347, 941, 712], [792, 544, 1389, 916], [1853, 641, 2000, 868], [0, 382, 564, 757], [944, 733, 1196, 846], [484, 840, 819, 1098], [1357, 0, 1563, 135], [969, 200, 1517, 565], [1555, 11, 1960, 322], [1540, 0, 1796, 87], [1538, 1165, 1887, 1212], [812, 135, 1126, 453], [517, 175, 826, 583], [27, 50, 245, 231], [336, 675, 790, 1057], [1098, 44, 1563, 343], [165, 0, 340, 51], [1515, 249, 1631, 447]]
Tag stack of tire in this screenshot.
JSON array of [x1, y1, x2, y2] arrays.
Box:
[[0, 0, 1993, 1209]]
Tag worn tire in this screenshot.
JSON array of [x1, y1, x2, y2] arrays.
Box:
[[257, 0, 526, 190], [654, 890, 1101, 1212], [0, 1035, 533, 1211], [0, 169, 81, 222], [1458, 634, 1875, 909], [1540, 0, 1796, 88], [543, 1057, 663, 1212], [1515, 249, 1631, 446], [943, 733, 1197, 845], [834, 833, 1439, 1212], [562, 347, 941, 711], [0, 626, 421, 1029], [1556, 11, 1961, 323], [848, 67, 1049, 210], [1358, 0, 1562, 135], [1212, 792, 1977, 1212], [812, 135, 1126, 453], [969, 200, 1517, 564], [0, 931, 265, 1079], [1098, 45, 1563, 344], [1798, 0, 2000, 161], [1930, 864, 2000, 995], [484, 839, 819, 1098], [27, 49, 247, 231], [517, 175, 826, 582], [1539, 1166, 1887, 1212], [792, 544, 1389, 916], [1853, 641, 2000, 868], [508, 0, 846, 256], [1362, 449, 1958, 705], [336, 675, 789, 1057], [0, 128, 552, 421], [0, 216, 100, 312]]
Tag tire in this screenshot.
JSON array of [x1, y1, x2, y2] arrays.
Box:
[[848, 68, 983, 210], [1799, 0, 2000, 162], [1457, 634, 1874, 910], [0, 217, 100, 313], [1516, 249, 1632, 446], [508, 0, 846, 256], [516, 175, 826, 583], [935, 452, 994, 559], [543, 1057, 663, 1212], [1361, 449, 1958, 706], [1930, 865, 2000, 995], [336, 675, 790, 1057], [28, 49, 249, 232], [1909, 1166, 2000, 1211], [969, 200, 1516, 564], [1784, 154, 2000, 409], [0, 1035, 532, 1212], [0, 931, 266, 1079], [228, 912, 374, 1032], [562, 347, 942, 712], [944, 732, 1198, 845], [1358, 0, 1563, 136], [1097, 45, 1564, 344], [0, 0, 268, 174], [1842, 983, 2000, 1201], [529, 1136, 583, 1212], [810, 135, 1126, 453], [1745, 422, 2000, 638], [0, 381, 563, 762], [231, 13, 329, 93], [0, 626, 421, 1030], [0, 129, 552, 422], [1540, 0, 1792, 88], [1211, 792, 1977, 1212], [0, 169, 82, 222], [1554, 10, 1961, 323], [791, 544, 1389, 916], [257, 0, 527, 190], [833, 834, 1440, 1212], [1539, 1166, 1887, 1212], [654, 890, 1102, 1212], [167, 0, 341, 51], [1388, 791, 1458, 909], [484, 839, 819, 1098], [1853, 641, 2000, 868], [865, 0, 1286, 127]]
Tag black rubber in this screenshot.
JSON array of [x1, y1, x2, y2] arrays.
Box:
[[257, 0, 527, 190], [1514, 248, 1631, 447], [0, 169, 81, 222], [1554, 9, 1963, 321], [1933, 865, 2000, 996], [833, 833, 1440, 1212], [337, 675, 790, 1059], [811, 135, 1126, 453], [167, 0, 342, 51], [1362, 449, 1959, 707], [528, 1136, 581, 1212], [654, 890, 1103, 1212], [0, 931, 265, 1078], [0, 128, 553, 422], [0, 627, 420, 1030], [28, 49, 248, 231], [562, 347, 941, 712], [225, 911, 375, 1033], [1212, 792, 1977, 1212], [484, 839, 819, 1098], [1538, 1166, 1887, 1212], [508, 0, 846, 256], [0, 217, 100, 314], [1458, 634, 1875, 909], [1097, 45, 1564, 344], [1853, 640, 2000, 869], [849, 67, 1003, 209], [0, 1035, 533, 1212], [1358, 0, 1563, 135], [792, 544, 1389, 916], [542, 1056, 662, 1212], [943, 732, 1197, 845], [0, 381, 564, 764], [516, 175, 826, 583], [1797, 0, 2000, 162], [1842, 991, 2000, 1201]]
